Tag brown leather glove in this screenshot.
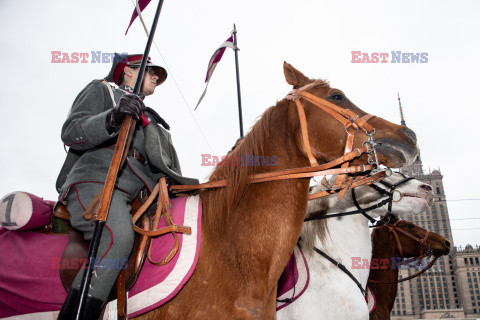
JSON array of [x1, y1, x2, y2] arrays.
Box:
[[106, 94, 146, 133]]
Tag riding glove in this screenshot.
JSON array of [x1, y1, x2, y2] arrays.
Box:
[[106, 94, 146, 134]]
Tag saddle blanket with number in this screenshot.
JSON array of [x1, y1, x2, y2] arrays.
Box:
[[0, 195, 202, 320]]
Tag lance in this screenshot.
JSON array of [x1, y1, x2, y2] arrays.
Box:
[[74, 1, 165, 318], [232, 24, 244, 138]]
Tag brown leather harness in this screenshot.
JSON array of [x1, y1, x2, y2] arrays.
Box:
[[170, 80, 385, 199], [368, 216, 438, 284]]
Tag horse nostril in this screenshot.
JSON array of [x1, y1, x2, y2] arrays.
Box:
[[403, 127, 417, 143], [420, 184, 432, 192], [445, 240, 451, 248]]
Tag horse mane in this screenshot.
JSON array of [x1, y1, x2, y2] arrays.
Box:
[[200, 100, 288, 230], [300, 179, 331, 253], [200, 77, 330, 232]]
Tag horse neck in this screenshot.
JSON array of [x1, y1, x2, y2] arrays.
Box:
[[369, 231, 399, 314], [201, 101, 312, 289]]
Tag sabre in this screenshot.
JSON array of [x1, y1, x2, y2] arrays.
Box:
[[74, 1, 165, 318]]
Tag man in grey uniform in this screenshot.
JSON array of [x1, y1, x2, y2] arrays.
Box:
[[56, 53, 197, 319]]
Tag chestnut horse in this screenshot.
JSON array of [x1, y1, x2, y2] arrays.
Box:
[[136, 63, 418, 319], [368, 218, 450, 320], [276, 172, 434, 320]]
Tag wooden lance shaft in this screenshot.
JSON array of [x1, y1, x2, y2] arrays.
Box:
[[75, 1, 165, 318]]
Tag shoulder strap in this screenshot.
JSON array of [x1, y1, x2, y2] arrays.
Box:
[[101, 80, 117, 107]]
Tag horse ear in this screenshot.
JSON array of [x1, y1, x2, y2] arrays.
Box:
[[283, 62, 310, 88]]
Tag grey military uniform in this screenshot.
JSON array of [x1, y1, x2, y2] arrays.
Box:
[[57, 79, 198, 300]]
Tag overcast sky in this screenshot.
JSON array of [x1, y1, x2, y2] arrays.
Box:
[[0, 0, 479, 246]]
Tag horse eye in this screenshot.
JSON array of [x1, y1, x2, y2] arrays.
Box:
[[408, 224, 414, 229], [328, 93, 344, 101]]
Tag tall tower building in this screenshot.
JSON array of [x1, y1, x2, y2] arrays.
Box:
[[390, 95, 467, 319]]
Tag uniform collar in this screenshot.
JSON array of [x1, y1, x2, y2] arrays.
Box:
[[118, 84, 134, 93]]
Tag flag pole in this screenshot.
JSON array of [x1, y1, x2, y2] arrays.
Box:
[[74, 1, 165, 318], [232, 24, 244, 138]]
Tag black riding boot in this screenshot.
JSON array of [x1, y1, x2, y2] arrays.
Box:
[[57, 289, 106, 320], [57, 288, 79, 320], [81, 294, 107, 320]]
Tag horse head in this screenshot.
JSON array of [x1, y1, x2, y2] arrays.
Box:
[[283, 62, 418, 169], [303, 172, 434, 250], [308, 172, 434, 221], [373, 218, 451, 260]]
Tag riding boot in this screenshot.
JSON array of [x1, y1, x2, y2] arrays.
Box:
[[82, 294, 107, 320], [57, 288, 80, 320]]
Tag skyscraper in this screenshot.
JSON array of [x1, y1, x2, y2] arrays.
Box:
[[389, 96, 479, 319]]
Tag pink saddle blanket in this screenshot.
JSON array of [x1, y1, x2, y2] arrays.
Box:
[[276, 244, 310, 311], [0, 195, 202, 320]]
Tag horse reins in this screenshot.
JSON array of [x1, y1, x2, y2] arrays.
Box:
[[305, 172, 412, 223], [170, 80, 384, 199]]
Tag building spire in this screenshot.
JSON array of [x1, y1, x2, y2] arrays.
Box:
[[398, 92, 406, 126]]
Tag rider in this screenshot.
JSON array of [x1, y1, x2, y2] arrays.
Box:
[[56, 53, 198, 319]]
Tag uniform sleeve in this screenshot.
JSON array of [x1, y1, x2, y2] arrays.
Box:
[[61, 80, 117, 150]]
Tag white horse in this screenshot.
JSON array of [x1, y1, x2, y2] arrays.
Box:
[[276, 172, 433, 320]]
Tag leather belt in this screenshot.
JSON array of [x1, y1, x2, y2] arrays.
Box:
[[104, 145, 146, 165]]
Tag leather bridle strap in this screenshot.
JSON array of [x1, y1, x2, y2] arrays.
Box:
[[351, 188, 377, 224], [308, 170, 386, 200], [171, 147, 376, 193], [385, 220, 431, 258], [294, 98, 318, 166], [305, 194, 392, 221]]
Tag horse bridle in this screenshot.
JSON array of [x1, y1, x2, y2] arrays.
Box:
[[368, 215, 439, 285], [170, 80, 385, 198], [380, 215, 431, 259]]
